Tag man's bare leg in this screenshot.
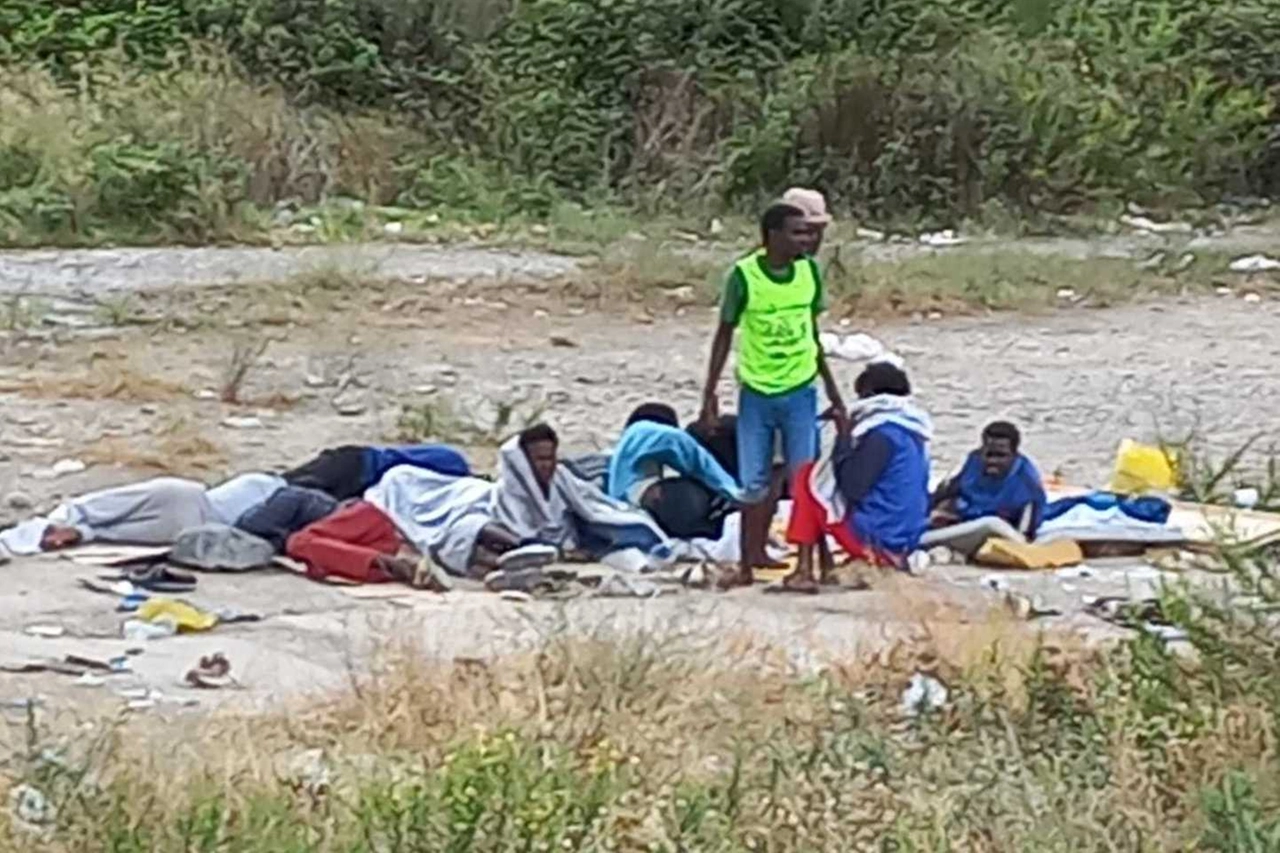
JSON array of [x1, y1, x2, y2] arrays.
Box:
[[817, 538, 837, 585], [778, 542, 819, 593]]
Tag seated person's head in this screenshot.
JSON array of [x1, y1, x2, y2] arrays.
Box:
[[40, 524, 82, 551], [854, 362, 911, 399], [625, 402, 679, 430], [518, 423, 559, 493], [979, 421, 1021, 478], [760, 202, 810, 261]]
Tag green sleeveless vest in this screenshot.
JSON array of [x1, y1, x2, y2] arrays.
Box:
[[736, 253, 818, 395]]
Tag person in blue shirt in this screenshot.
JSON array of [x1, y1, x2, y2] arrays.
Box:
[[923, 421, 1047, 557], [606, 403, 742, 505], [782, 363, 932, 592]]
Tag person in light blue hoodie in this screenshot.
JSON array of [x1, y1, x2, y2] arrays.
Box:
[[606, 403, 743, 506]]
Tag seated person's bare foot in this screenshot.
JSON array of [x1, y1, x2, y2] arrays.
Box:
[[373, 554, 419, 585], [774, 571, 819, 594], [716, 565, 755, 590], [818, 541, 838, 585]]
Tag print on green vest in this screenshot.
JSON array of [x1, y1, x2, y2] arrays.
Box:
[[735, 255, 818, 395]]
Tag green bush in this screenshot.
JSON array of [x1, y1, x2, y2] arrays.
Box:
[[1, 0, 1279, 239]]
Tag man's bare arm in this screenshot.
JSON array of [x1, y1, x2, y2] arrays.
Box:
[[700, 322, 734, 425]]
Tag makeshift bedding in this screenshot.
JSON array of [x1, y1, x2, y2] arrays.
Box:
[[491, 436, 672, 562], [0, 477, 216, 556], [1038, 492, 1184, 545], [364, 465, 495, 575]]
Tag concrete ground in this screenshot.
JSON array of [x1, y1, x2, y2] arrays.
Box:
[[1, 239, 1278, 724]]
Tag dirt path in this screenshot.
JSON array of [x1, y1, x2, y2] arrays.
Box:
[[2, 222, 1278, 297], [1, 240, 1278, 719]]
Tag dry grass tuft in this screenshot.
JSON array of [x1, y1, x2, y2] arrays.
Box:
[[80, 418, 226, 476], [1, 364, 187, 403]]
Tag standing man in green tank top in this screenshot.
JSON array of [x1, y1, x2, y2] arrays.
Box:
[[699, 201, 846, 588]]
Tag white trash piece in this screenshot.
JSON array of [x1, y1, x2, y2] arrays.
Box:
[[1234, 487, 1260, 509], [600, 548, 657, 574], [122, 619, 177, 641], [918, 229, 966, 247], [1228, 254, 1280, 273], [1119, 214, 1192, 234], [901, 672, 949, 716]]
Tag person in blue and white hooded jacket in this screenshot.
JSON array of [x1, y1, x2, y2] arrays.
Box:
[[781, 362, 933, 593], [923, 421, 1047, 558]]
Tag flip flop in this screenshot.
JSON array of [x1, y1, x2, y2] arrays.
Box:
[[123, 565, 197, 594]]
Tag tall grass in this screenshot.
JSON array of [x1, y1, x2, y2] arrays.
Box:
[[3, 574, 1278, 852]]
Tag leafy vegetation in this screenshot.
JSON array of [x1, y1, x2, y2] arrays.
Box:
[[1, 0, 1279, 245]]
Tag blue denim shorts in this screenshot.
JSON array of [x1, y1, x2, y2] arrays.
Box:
[[735, 384, 818, 503]]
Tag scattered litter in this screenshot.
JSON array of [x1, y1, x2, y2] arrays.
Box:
[[118, 592, 151, 612], [73, 673, 106, 688], [9, 784, 54, 826], [979, 574, 1009, 592], [52, 458, 87, 476], [708, 217, 724, 236], [78, 577, 138, 597], [2, 698, 43, 713], [23, 624, 65, 639], [1143, 623, 1189, 642], [900, 672, 948, 716], [383, 221, 404, 236], [193, 388, 218, 400], [65, 654, 130, 673], [332, 397, 367, 417], [1055, 287, 1077, 300], [122, 619, 177, 641], [1005, 592, 1060, 620], [927, 546, 958, 566], [114, 687, 150, 700], [600, 547, 661, 574], [681, 563, 713, 589], [855, 226, 886, 241], [1228, 254, 1280, 273], [918, 229, 966, 247], [135, 598, 218, 633], [1234, 487, 1260, 509], [1054, 565, 1095, 579], [595, 573, 669, 598], [1119, 214, 1192, 234], [498, 590, 534, 603], [221, 416, 264, 430], [184, 653, 237, 689], [906, 550, 933, 574], [28, 458, 88, 481], [1243, 293, 1262, 304], [1172, 252, 1196, 272], [1215, 286, 1234, 297]]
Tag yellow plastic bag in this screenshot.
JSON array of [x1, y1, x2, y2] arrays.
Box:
[[1109, 439, 1178, 495], [136, 598, 217, 633]]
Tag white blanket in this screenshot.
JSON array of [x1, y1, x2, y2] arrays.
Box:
[[491, 437, 671, 560], [364, 465, 495, 575], [811, 395, 934, 525]]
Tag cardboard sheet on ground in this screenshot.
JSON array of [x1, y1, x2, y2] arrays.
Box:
[[54, 545, 171, 567], [975, 538, 1083, 570]]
